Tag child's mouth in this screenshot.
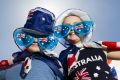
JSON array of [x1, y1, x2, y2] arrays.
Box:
[[69, 32, 75, 35], [32, 43, 38, 47]]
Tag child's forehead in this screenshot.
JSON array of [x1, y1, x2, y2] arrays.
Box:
[[63, 15, 82, 25]]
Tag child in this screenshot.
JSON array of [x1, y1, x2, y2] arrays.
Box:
[[0, 7, 63, 80], [53, 9, 120, 80]]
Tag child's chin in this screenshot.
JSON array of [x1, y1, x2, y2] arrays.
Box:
[[68, 40, 80, 44], [27, 47, 40, 52], [67, 36, 80, 43]]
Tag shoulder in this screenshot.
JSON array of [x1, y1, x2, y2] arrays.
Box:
[[25, 59, 57, 80], [83, 41, 103, 48], [59, 47, 72, 63], [5, 62, 22, 80], [12, 51, 30, 63], [12, 51, 23, 58]]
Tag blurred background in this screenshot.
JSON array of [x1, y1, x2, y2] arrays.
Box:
[[0, 0, 120, 79]]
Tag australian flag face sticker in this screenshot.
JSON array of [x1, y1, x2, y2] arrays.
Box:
[[53, 21, 93, 38]]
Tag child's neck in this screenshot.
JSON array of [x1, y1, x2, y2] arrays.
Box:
[[74, 41, 83, 48]]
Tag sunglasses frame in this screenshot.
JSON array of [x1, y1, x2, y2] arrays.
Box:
[[13, 28, 58, 50], [53, 21, 93, 38]]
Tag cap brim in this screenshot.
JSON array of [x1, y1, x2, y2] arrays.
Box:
[[21, 28, 48, 37]]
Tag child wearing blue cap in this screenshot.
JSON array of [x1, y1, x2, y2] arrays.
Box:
[[53, 9, 120, 80], [0, 7, 63, 80]]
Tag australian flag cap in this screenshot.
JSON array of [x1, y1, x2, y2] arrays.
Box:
[[21, 7, 55, 36]]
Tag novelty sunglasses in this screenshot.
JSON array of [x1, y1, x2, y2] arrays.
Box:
[[13, 28, 58, 50], [53, 21, 93, 38]]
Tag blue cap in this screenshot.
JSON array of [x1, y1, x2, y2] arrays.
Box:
[[21, 7, 55, 36]]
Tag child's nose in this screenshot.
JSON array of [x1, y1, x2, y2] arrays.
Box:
[[34, 38, 38, 42]]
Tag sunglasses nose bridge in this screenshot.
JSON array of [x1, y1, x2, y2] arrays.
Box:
[[70, 26, 75, 32]]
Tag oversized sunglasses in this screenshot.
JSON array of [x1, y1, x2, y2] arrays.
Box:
[[13, 28, 58, 50], [53, 21, 93, 38]]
